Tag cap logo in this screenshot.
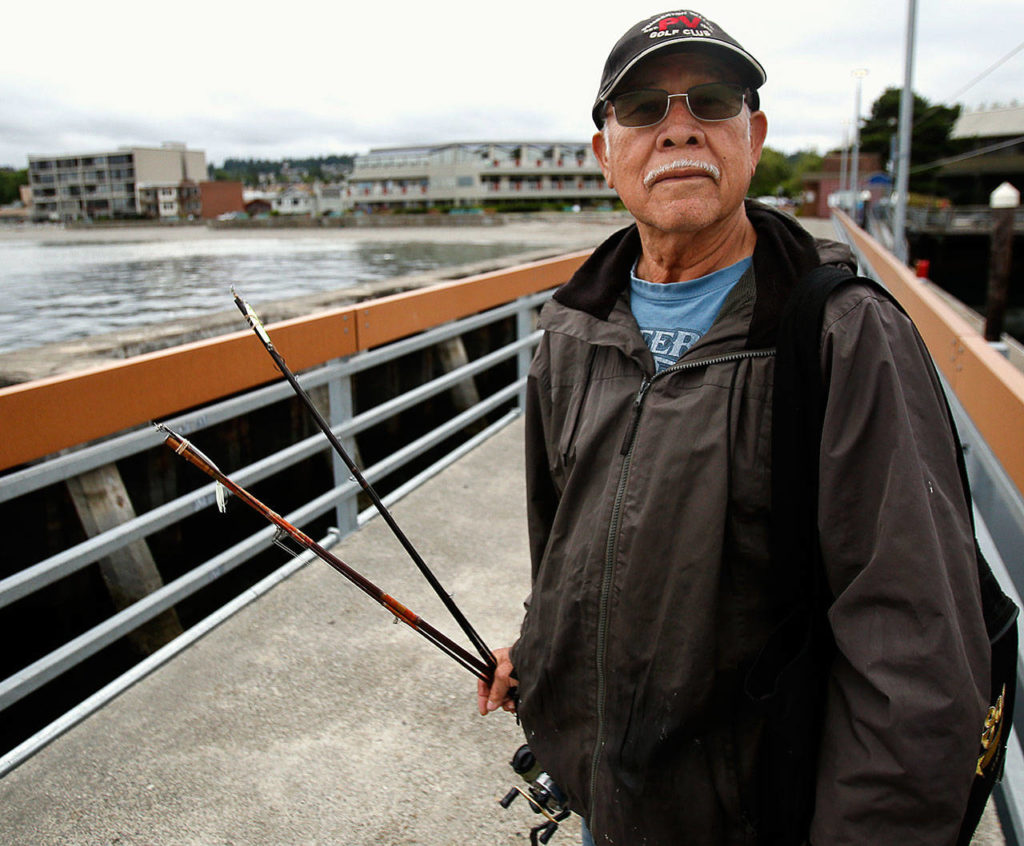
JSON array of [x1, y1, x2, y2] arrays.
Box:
[[658, 14, 701, 30], [643, 13, 711, 40]]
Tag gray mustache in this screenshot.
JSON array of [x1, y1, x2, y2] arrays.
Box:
[[644, 159, 721, 188]]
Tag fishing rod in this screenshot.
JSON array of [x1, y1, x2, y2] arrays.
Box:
[[155, 423, 493, 683], [231, 288, 497, 673]]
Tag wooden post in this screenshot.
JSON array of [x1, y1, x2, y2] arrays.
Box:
[[67, 464, 183, 655], [437, 336, 481, 413], [985, 182, 1019, 343]]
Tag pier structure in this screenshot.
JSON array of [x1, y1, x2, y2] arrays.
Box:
[[0, 215, 1021, 844]]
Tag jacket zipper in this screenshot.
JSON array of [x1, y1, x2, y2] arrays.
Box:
[[589, 347, 776, 823]]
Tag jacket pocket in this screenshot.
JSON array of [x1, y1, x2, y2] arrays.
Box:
[[556, 346, 598, 472]]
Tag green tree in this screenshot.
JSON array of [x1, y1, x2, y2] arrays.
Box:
[[0, 168, 28, 205], [749, 147, 823, 200], [750, 146, 792, 197], [858, 87, 964, 194], [783, 150, 823, 198]]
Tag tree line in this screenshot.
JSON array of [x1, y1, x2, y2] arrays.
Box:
[[208, 155, 356, 186]]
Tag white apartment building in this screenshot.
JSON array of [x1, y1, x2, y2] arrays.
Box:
[[28, 143, 206, 222], [347, 142, 616, 211]]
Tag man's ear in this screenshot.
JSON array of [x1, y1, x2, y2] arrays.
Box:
[[749, 110, 768, 175], [592, 130, 614, 190]]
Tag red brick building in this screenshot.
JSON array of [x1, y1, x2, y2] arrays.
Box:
[[199, 181, 244, 219], [800, 152, 882, 218]]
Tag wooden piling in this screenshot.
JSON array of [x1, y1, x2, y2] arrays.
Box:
[[985, 206, 1015, 342], [985, 183, 1020, 343], [437, 336, 483, 432], [66, 464, 184, 655]]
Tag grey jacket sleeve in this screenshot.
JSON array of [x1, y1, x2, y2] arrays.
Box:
[[523, 334, 560, 583], [809, 288, 990, 846]]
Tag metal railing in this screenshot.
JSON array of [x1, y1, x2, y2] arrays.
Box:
[[0, 252, 585, 777], [903, 205, 1024, 233], [833, 211, 1024, 845]]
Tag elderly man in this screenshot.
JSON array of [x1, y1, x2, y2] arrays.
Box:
[[480, 10, 989, 845]]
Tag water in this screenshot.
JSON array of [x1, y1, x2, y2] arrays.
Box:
[[0, 233, 544, 354]]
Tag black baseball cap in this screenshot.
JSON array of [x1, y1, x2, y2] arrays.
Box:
[[592, 10, 766, 128]]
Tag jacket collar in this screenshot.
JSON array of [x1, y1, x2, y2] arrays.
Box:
[[551, 200, 851, 348]]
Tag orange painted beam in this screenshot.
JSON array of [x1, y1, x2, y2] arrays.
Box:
[[835, 210, 1024, 497], [0, 309, 356, 472], [354, 252, 589, 349]]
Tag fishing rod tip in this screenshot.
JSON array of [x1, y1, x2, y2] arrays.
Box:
[[151, 421, 180, 441]]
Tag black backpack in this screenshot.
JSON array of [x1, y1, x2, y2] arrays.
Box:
[[749, 264, 1019, 845]]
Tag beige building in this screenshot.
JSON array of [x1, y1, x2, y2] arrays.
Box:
[[347, 142, 616, 211], [28, 142, 206, 222]]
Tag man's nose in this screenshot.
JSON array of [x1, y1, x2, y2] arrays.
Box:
[[659, 97, 705, 147]]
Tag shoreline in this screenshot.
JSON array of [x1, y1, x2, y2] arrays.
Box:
[[0, 213, 633, 245]]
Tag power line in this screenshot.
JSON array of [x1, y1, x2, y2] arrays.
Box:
[[909, 134, 1024, 174], [948, 40, 1024, 103], [904, 40, 1024, 129]]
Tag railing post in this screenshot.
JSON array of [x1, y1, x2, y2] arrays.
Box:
[[328, 369, 359, 537], [517, 299, 533, 410]]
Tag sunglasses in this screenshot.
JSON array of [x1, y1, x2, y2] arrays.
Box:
[[608, 83, 749, 127]]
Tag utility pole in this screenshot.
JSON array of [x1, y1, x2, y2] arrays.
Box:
[[893, 0, 917, 263], [839, 120, 850, 209], [850, 68, 870, 221]]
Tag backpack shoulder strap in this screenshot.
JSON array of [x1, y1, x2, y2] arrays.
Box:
[[752, 263, 858, 845], [770, 263, 859, 601]]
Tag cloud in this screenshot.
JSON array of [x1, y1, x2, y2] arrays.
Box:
[[1, 0, 1021, 168]]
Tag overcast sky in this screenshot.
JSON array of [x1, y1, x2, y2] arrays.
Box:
[[2, 0, 1021, 169]]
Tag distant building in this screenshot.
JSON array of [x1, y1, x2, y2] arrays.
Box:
[[799, 152, 883, 218], [27, 142, 206, 222], [942, 103, 1024, 204], [199, 181, 245, 219], [138, 180, 201, 220], [269, 183, 348, 216], [244, 198, 272, 217], [272, 184, 318, 216], [346, 142, 616, 211]]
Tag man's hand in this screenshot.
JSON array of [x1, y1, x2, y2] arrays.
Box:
[[477, 647, 517, 715]]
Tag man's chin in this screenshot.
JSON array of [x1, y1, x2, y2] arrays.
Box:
[[635, 198, 726, 234]]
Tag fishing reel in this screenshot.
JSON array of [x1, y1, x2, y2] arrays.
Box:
[[500, 744, 571, 844]]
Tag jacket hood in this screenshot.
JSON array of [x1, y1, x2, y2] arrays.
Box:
[[552, 200, 855, 348]]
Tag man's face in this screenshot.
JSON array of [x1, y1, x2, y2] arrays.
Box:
[[592, 51, 767, 236]]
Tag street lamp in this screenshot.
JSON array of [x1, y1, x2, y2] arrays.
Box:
[[850, 68, 869, 219], [839, 119, 850, 208]]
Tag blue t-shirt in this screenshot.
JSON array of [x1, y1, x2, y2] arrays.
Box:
[[630, 256, 751, 372]]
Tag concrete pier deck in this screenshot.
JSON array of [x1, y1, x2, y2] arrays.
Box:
[[0, 418, 569, 845]]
